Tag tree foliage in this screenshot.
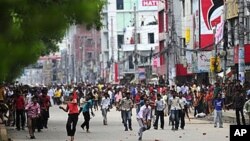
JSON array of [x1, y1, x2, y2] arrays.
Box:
[[0, 0, 105, 82]]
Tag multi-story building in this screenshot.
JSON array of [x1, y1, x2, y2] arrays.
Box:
[[101, 0, 159, 83], [158, 0, 183, 85], [59, 25, 101, 84], [159, 0, 250, 85]]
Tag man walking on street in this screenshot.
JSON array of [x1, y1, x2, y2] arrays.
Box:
[[101, 93, 110, 125], [137, 98, 151, 141], [213, 93, 224, 128], [120, 92, 133, 131], [153, 94, 165, 130], [227, 89, 246, 125]]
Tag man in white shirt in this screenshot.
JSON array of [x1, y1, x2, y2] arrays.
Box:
[[137, 99, 151, 141], [101, 93, 110, 125], [153, 94, 165, 129]]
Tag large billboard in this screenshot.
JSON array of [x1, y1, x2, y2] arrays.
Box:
[[199, 0, 224, 49]]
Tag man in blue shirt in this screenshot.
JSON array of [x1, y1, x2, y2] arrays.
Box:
[[213, 93, 224, 128]]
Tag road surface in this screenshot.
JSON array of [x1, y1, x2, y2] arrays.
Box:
[[7, 106, 230, 141]]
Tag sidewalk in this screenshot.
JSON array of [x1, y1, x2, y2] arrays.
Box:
[[198, 110, 250, 124]]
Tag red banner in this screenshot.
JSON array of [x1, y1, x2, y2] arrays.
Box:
[[114, 63, 119, 83]]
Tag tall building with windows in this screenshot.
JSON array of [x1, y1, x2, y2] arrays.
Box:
[[101, 0, 159, 83]]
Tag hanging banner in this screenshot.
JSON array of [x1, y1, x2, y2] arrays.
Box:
[[215, 21, 224, 44], [197, 51, 212, 72]]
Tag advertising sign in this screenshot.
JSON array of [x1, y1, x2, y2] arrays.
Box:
[[197, 51, 212, 72], [200, 0, 224, 48], [138, 0, 159, 11]]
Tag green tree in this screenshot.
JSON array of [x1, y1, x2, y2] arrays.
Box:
[[0, 0, 105, 82]]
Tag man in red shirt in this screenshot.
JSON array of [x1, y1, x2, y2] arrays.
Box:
[[14, 90, 25, 130], [39, 88, 51, 129]]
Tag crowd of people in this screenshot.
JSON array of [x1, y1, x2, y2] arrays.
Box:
[[0, 79, 250, 141]]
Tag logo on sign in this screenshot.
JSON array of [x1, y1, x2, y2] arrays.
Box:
[[230, 125, 250, 141], [142, 0, 158, 6]]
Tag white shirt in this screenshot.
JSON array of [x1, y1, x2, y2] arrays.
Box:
[[101, 97, 110, 109], [179, 97, 187, 110], [155, 99, 165, 111], [170, 97, 181, 110], [48, 89, 54, 97], [137, 105, 151, 120]]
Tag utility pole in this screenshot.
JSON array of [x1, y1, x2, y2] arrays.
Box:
[[213, 27, 218, 84], [111, 16, 114, 83], [133, 3, 138, 83], [238, 0, 245, 84], [165, 0, 170, 85], [223, 23, 228, 83], [168, 0, 176, 85]]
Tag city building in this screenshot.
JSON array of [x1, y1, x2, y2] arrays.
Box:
[[158, 0, 250, 85], [100, 0, 159, 83]]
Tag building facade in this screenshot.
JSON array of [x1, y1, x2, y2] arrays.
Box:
[[101, 0, 159, 83], [158, 0, 250, 85]]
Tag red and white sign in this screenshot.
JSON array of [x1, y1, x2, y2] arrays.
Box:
[[200, 0, 224, 49]]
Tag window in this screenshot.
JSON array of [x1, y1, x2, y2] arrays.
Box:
[[117, 35, 124, 48], [137, 33, 141, 44], [148, 33, 154, 43], [246, 16, 250, 43], [182, 1, 185, 17], [140, 56, 148, 64], [129, 55, 134, 69], [87, 52, 92, 60], [116, 0, 124, 10], [86, 39, 93, 47], [180, 38, 186, 56]]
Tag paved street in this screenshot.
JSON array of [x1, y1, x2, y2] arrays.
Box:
[[7, 106, 231, 141]]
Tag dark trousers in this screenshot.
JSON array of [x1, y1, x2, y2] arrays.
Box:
[[66, 114, 78, 136], [81, 112, 90, 130], [194, 106, 198, 117], [236, 108, 246, 125], [16, 109, 25, 129], [36, 115, 43, 130], [154, 110, 164, 129], [41, 109, 49, 128], [180, 109, 185, 129]]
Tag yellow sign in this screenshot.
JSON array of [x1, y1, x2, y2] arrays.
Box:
[[185, 28, 190, 43], [210, 57, 221, 72], [226, 0, 238, 19]]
